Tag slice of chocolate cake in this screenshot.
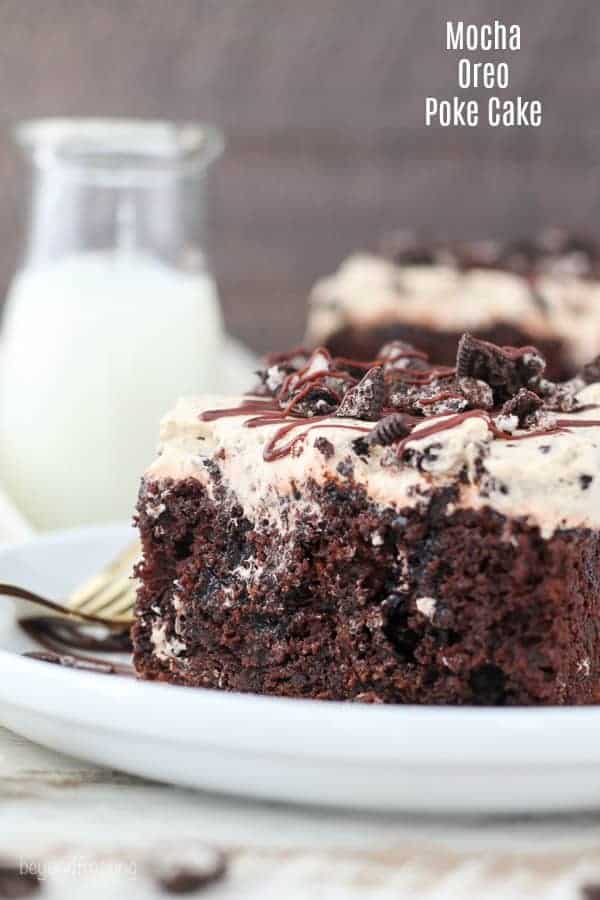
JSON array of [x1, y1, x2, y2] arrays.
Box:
[[307, 228, 600, 379], [133, 336, 600, 705]]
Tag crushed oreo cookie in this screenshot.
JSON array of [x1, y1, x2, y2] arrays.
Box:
[[381, 229, 453, 267], [501, 388, 543, 427], [378, 340, 430, 372], [254, 363, 292, 397], [458, 376, 494, 411], [283, 385, 338, 417], [254, 348, 310, 396], [336, 367, 384, 420], [381, 226, 600, 279], [369, 414, 413, 446], [456, 333, 545, 402], [412, 389, 468, 417], [235, 331, 600, 466], [536, 377, 583, 413]]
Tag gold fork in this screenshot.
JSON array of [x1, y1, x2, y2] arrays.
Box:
[[64, 540, 141, 624], [0, 540, 140, 627]]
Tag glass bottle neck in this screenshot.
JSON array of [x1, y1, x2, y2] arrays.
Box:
[[22, 166, 208, 272], [14, 119, 223, 273]]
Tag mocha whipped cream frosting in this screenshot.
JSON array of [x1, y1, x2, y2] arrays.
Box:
[[145, 337, 600, 539], [308, 245, 600, 367]]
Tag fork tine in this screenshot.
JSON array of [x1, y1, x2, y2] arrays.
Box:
[[67, 572, 113, 611], [74, 574, 133, 615], [66, 540, 140, 623], [100, 587, 137, 621]]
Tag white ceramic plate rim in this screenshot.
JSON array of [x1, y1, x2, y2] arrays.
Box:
[[1, 524, 600, 770]]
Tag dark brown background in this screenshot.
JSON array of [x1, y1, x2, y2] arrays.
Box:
[[0, 0, 598, 350]]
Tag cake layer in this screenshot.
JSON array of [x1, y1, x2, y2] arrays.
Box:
[[134, 476, 600, 704]]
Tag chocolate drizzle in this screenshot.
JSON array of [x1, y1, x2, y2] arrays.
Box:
[[20, 616, 132, 654], [20, 616, 134, 676], [263, 421, 371, 462], [202, 398, 372, 461], [394, 410, 510, 456], [0, 583, 133, 676], [201, 337, 600, 463], [386, 365, 456, 386], [23, 648, 133, 676]]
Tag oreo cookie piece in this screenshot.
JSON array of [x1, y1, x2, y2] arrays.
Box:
[[336, 367, 384, 420]]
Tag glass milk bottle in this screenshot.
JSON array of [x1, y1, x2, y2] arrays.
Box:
[[0, 119, 224, 529]]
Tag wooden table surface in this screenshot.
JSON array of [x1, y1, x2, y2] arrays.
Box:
[[3, 723, 600, 898]]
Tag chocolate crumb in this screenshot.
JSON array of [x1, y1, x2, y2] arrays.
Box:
[[469, 664, 507, 704], [284, 386, 338, 417], [581, 885, 600, 900], [352, 436, 370, 458], [580, 474, 594, 490], [150, 847, 227, 895], [501, 388, 543, 426], [0, 864, 40, 898], [432, 603, 453, 630], [336, 367, 384, 420], [314, 437, 335, 459], [352, 691, 385, 703], [369, 414, 413, 446]]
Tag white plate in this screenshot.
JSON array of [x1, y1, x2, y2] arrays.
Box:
[[1, 525, 600, 814]]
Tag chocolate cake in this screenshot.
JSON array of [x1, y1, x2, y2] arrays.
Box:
[[133, 335, 600, 705], [307, 228, 600, 379]]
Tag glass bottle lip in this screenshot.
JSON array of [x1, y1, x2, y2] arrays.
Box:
[[12, 117, 224, 185]]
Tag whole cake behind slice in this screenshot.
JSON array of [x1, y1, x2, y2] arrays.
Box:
[[133, 337, 600, 705], [307, 229, 600, 379]]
